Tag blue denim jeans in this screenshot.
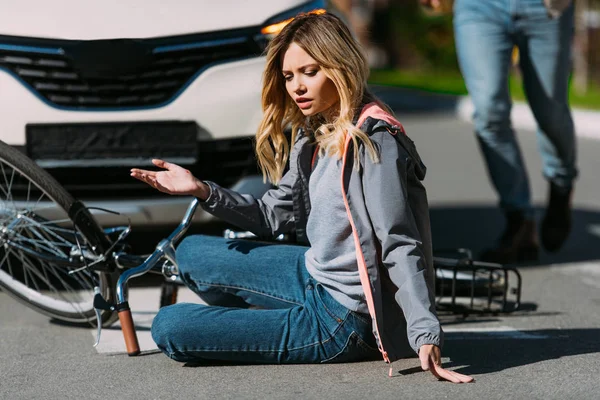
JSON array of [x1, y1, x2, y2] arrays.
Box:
[[453, 0, 577, 216], [151, 234, 380, 364]]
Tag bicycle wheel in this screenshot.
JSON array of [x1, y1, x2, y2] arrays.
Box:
[[0, 140, 117, 325]]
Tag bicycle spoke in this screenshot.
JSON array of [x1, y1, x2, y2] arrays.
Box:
[[68, 268, 96, 293], [15, 213, 84, 238], [24, 256, 42, 293], [0, 164, 11, 200], [26, 179, 31, 205], [0, 247, 11, 268], [0, 183, 12, 208], [23, 218, 80, 242], [13, 246, 89, 312], [18, 217, 76, 229], [5, 247, 14, 277], [3, 247, 90, 317], [24, 221, 72, 255], [7, 167, 15, 205], [15, 241, 42, 293], [0, 164, 17, 211], [10, 214, 81, 257], [4, 200, 96, 295], [21, 250, 30, 288], [11, 229, 71, 259], [32, 191, 47, 213], [40, 248, 51, 284], [13, 248, 52, 291]]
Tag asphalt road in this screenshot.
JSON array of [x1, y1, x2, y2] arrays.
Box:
[[2, 110, 600, 400]]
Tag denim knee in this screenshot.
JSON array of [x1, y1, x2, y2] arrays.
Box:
[[151, 305, 177, 355], [175, 235, 218, 288], [473, 101, 512, 138], [174, 235, 198, 277]]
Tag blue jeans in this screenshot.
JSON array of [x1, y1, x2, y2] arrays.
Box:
[[454, 0, 577, 216], [151, 235, 380, 364]]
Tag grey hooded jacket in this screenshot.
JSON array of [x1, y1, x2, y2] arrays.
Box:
[[200, 107, 443, 363]]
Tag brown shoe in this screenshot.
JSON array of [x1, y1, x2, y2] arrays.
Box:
[[481, 211, 540, 264]]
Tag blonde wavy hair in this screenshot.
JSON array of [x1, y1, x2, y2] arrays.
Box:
[[255, 12, 387, 184]]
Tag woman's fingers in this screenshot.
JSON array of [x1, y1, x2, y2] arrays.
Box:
[[418, 344, 473, 384], [431, 362, 474, 383], [130, 168, 155, 176], [152, 158, 180, 171], [152, 159, 167, 168], [430, 363, 460, 383], [130, 169, 161, 190], [418, 344, 440, 371], [130, 168, 158, 181], [419, 351, 432, 371], [446, 368, 474, 383], [148, 176, 169, 192]]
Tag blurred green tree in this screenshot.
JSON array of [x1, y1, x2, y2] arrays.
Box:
[[369, 1, 458, 71]]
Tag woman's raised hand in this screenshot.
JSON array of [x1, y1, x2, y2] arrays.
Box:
[[130, 159, 210, 200], [419, 344, 474, 384]]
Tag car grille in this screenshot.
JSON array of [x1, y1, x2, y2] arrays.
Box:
[[0, 29, 263, 109], [11, 137, 260, 199]]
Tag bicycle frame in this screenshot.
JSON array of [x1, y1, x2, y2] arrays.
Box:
[[93, 198, 199, 356]]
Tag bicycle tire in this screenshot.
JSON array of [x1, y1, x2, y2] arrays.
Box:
[[0, 140, 117, 326]]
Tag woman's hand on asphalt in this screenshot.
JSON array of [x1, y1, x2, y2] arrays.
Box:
[[419, 344, 474, 383], [130, 159, 210, 200]]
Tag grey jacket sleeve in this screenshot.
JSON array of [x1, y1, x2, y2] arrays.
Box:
[[199, 155, 297, 239], [362, 131, 442, 352]]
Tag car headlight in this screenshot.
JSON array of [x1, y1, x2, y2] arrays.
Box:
[[254, 0, 327, 49]]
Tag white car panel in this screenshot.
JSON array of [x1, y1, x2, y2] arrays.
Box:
[[0, 57, 265, 145], [0, 0, 309, 39]]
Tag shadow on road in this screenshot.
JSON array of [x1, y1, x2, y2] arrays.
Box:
[[430, 205, 600, 265], [443, 328, 600, 375]]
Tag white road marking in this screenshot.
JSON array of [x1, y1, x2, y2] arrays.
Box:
[[443, 326, 551, 340], [457, 97, 600, 140], [555, 261, 600, 289], [589, 224, 600, 238], [91, 286, 204, 354]]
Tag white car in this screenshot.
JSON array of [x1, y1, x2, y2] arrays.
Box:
[[0, 0, 327, 227]]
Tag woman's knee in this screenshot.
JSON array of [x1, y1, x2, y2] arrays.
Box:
[[175, 234, 224, 278], [151, 303, 210, 362], [151, 304, 179, 352]]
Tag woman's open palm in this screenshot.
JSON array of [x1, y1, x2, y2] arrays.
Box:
[[130, 159, 207, 198]]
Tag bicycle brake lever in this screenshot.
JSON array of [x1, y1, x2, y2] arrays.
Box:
[[93, 308, 102, 348], [92, 286, 115, 347]]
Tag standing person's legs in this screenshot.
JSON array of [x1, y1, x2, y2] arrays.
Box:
[[151, 235, 379, 364], [516, 1, 577, 252], [453, 0, 539, 262]]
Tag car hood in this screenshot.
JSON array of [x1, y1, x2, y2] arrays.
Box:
[[0, 0, 309, 40]]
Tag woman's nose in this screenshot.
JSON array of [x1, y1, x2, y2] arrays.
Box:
[[293, 79, 306, 95]]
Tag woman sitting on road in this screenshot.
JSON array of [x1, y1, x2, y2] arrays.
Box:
[[131, 12, 473, 383]]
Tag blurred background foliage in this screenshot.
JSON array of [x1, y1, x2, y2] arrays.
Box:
[[332, 0, 600, 109]]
